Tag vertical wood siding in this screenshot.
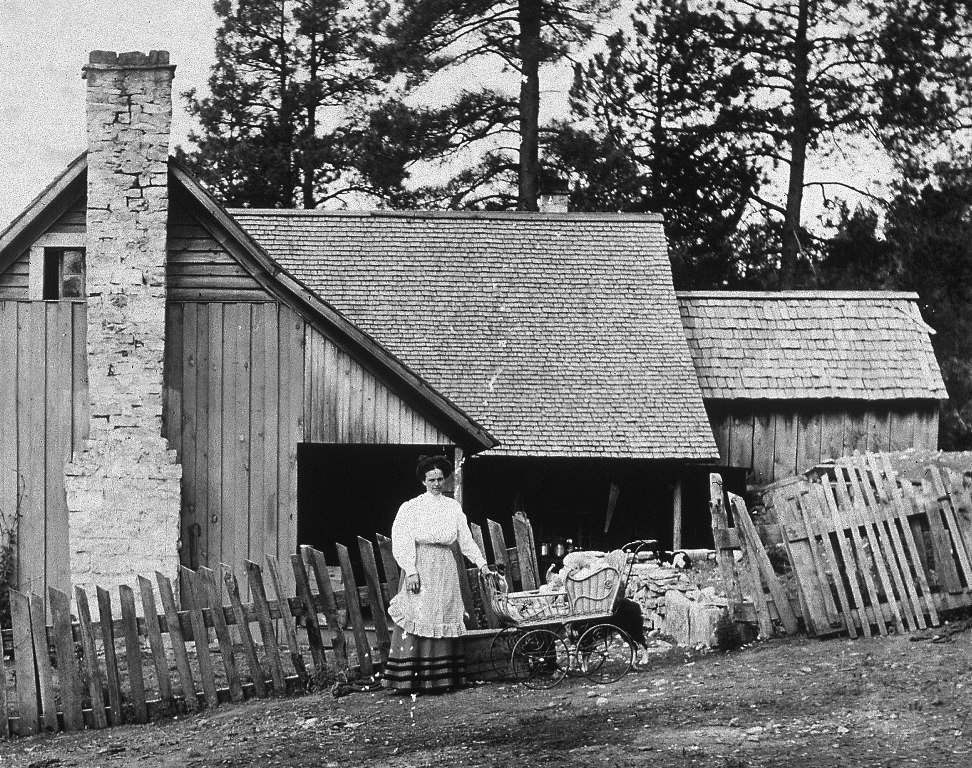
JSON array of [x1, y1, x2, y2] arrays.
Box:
[[0, 301, 85, 598], [164, 302, 451, 587], [708, 400, 940, 486]]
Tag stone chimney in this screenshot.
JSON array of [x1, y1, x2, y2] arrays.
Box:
[[64, 51, 182, 597]]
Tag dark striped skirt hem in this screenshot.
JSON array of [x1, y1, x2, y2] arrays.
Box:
[[382, 625, 467, 691]]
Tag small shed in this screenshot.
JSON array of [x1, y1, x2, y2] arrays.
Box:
[[678, 291, 948, 488]]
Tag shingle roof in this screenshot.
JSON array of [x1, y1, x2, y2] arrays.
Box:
[[230, 209, 718, 460], [677, 291, 947, 400]]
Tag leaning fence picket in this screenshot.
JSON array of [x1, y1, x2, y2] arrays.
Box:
[[155, 572, 199, 712], [138, 575, 174, 709], [95, 587, 124, 725], [181, 567, 219, 708], [283, 553, 319, 677], [358, 536, 391, 664], [267, 555, 311, 682], [118, 584, 149, 723], [0, 621, 9, 739], [335, 543, 372, 675], [199, 566, 244, 703], [9, 589, 38, 735], [223, 568, 267, 698], [305, 546, 348, 668], [74, 587, 108, 729], [48, 587, 83, 730], [28, 592, 58, 732], [375, 534, 400, 599], [245, 560, 287, 694]]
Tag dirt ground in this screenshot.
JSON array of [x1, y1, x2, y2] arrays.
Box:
[[1, 621, 971, 768]]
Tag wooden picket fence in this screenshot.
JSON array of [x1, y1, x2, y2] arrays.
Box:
[[0, 514, 540, 739], [711, 451, 972, 639]]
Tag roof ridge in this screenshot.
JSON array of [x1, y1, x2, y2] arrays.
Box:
[[676, 290, 920, 301], [228, 208, 665, 223]]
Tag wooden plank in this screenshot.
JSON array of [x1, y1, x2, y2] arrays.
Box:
[[751, 409, 774, 486], [841, 462, 906, 634], [863, 455, 926, 631], [71, 303, 89, 446], [18, 302, 46, 596], [376, 533, 400, 597], [46, 304, 73, 597], [73, 587, 107, 728], [797, 408, 822, 475], [48, 587, 83, 730], [118, 584, 148, 723], [917, 478, 963, 594], [791, 487, 842, 627], [486, 519, 512, 590], [155, 572, 199, 711], [822, 481, 888, 637], [28, 592, 58, 732], [357, 536, 391, 664], [259, 306, 280, 587], [0, 616, 7, 738], [181, 304, 200, 572], [248, 303, 269, 569], [194, 305, 211, 568], [232, 305, 253, 583], [799, 487, 857, 638], [0, 303, 18, 595], [335, 543, 373, 675], [95, 588, 123, 725], [731, 498, 774, 639], [849, 458, 919, 631], [305, 547, 349, 669], [709, 474, 744, 622], [244, 559, 287, 694], [842, 406, 867, 456], [223, 568, 266, 698], [775, 495, 831, 637], [512, 513, 539, 590], [137, 575, 174, 707], [730, 495, 799, 635], [198, 566, 244, 703], [207, 304, 224, 568], [773, 410, 799, 484], [874, 454, 937, 626], [729, 411, 754, 474], [867, 407, 892, 454], [268, 555, 311, 681], [180, 567, 219, 709], [9, 589, 38, 735], [276, 307, 303, 600], [926, 466, 972, 588], [820, 410, 845, 462], [165, 302, 184, 458], [468, 524, 487, 568]]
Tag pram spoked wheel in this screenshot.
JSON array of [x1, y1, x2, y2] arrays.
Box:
[[510, 628, 570, 689], [489, 626, 524, 680], [576, 624, 635, 684]]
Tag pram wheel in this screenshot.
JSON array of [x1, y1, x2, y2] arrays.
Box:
[[577, 624, 635, 684], [510, 629, 569, 689], [489, 626, 524, 680]]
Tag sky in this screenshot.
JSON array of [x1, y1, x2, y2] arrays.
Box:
[[0, 0, 891, 232]]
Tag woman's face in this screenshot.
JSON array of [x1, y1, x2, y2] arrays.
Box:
[[423, 468, 445, 496]]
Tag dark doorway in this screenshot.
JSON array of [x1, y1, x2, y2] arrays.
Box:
[[297, 443, 453, 578]]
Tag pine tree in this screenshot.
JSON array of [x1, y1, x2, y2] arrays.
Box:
[[357, 0, 618, 210], [178, 0, 375, 208]]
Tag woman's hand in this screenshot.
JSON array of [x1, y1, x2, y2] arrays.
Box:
[[406, 573, 421, 594]]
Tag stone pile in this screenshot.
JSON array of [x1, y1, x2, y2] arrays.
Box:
[[624, 552, 728, 648]]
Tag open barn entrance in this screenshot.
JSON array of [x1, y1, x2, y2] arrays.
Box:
[[297, 443, 452, 578]]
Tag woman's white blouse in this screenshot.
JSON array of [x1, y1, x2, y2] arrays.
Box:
[[391, 492, 486, 576]]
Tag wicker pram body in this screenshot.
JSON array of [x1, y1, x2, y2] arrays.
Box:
[[486, 550, 627, 626]]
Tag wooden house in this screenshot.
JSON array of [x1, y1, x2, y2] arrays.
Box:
[[0, 50, 723, 600], [678, 291, 948, 490]]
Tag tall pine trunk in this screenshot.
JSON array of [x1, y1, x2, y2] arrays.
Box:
[[782, 0, 812, 287], [518, 0, 541, 211]]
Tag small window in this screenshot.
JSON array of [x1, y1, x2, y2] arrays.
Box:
[[42, 248, 85, 300]]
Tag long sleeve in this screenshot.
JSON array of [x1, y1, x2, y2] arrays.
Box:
[[455, 509, 487, 569], [391, 501, 418, 577]]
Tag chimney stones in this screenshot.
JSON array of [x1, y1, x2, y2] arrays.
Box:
[[64, 51, 182, 598]]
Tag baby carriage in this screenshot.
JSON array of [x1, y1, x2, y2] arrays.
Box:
[[480, 540, 655, 688]]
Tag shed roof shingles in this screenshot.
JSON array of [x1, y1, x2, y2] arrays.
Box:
[[232, 211, 717, 460], [677, 292, 947, 401]]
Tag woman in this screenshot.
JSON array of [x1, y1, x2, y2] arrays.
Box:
[[383, 454, 489, 692]]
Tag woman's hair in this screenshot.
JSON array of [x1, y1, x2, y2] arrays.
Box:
[[416, 454, 454, 480]]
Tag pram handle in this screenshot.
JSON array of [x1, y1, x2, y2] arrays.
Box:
[[621, 539, 658, 555]]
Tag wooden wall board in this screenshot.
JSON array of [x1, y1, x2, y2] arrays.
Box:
[[751, 410, 774, 486], [797, 409, 823, 476], [729, 412, 754, 473], [772, 411, 799, 485], [17, 302, 46, 596]]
